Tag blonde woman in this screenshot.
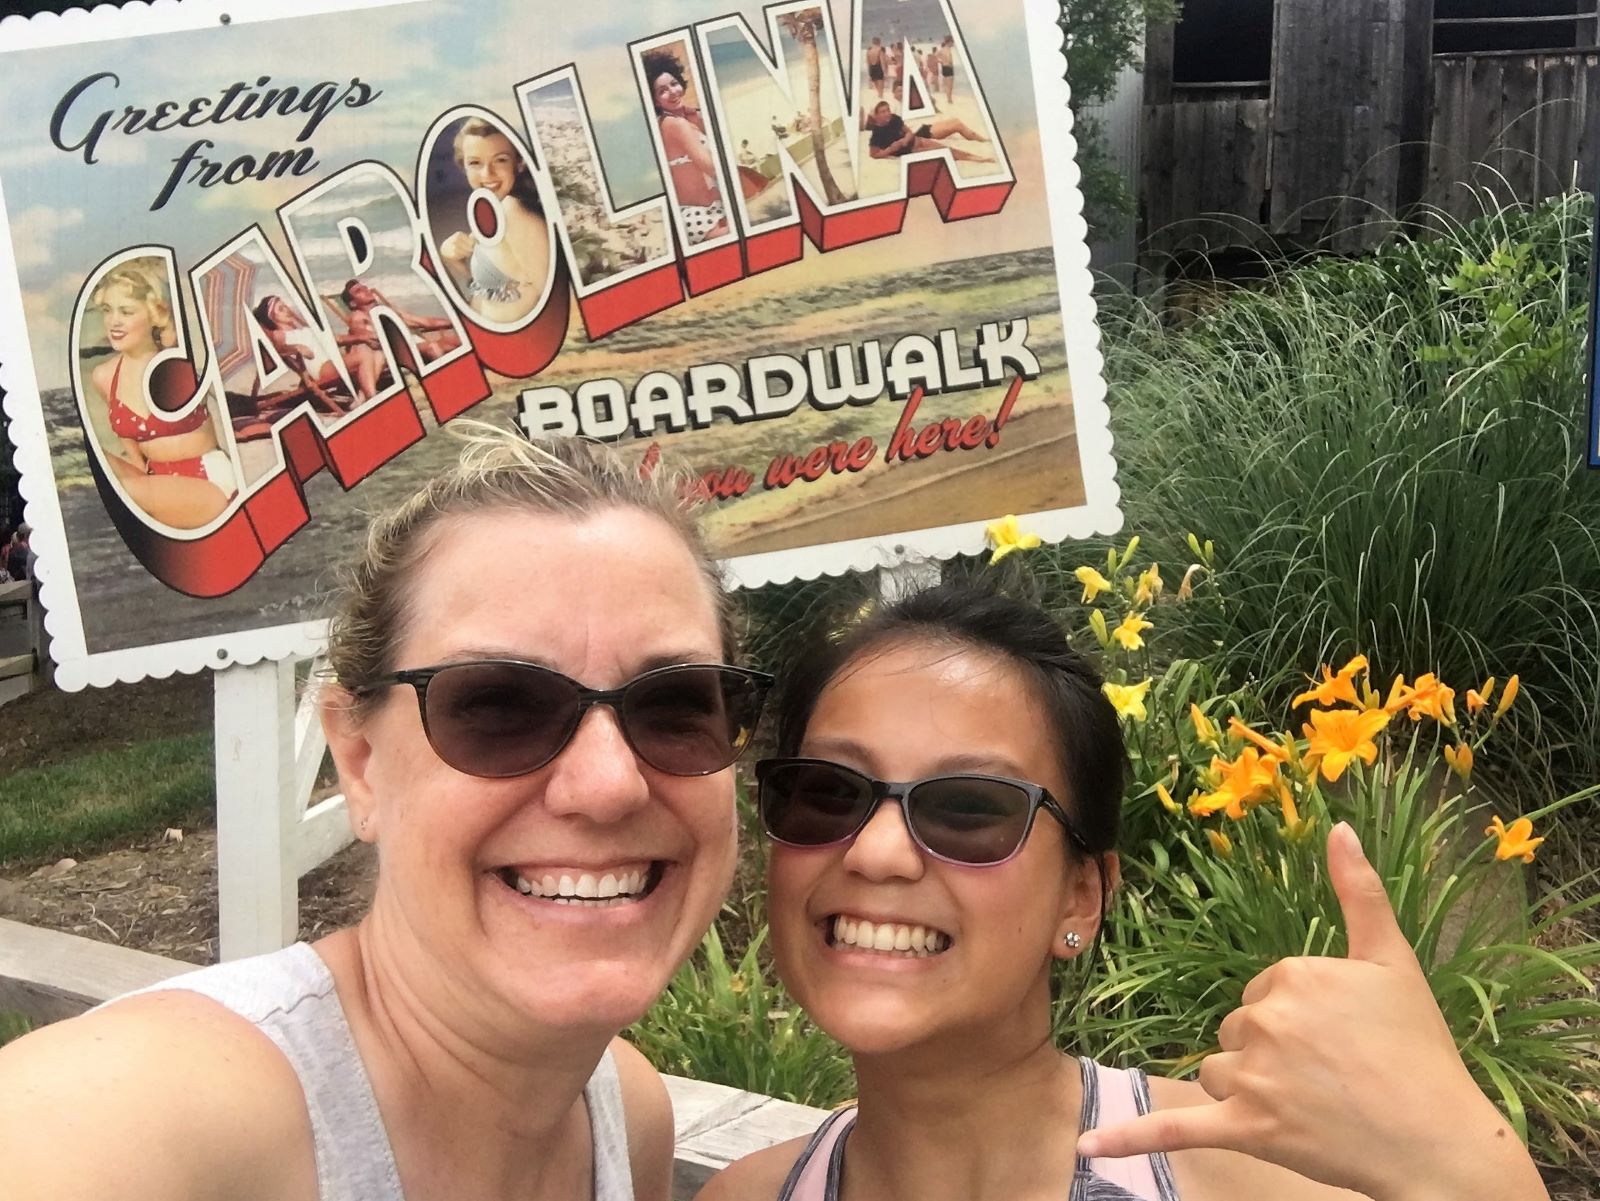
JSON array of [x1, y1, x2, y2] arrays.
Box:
[[0, 429, 773, 1201], [86, 261, 236, 529]]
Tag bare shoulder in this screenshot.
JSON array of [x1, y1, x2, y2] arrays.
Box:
[[89, 356, 115, 395], [695, 1133, 811, 1201], [1145, 1077, 1364, 1201], [0, 991, 313, 1201], [611, 1037, 675, 1201]]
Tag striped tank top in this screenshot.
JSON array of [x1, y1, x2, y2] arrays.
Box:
[[776, 1058, 1181, 1201]]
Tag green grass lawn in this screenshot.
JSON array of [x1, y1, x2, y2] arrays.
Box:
[[0, 733, 214, 867]]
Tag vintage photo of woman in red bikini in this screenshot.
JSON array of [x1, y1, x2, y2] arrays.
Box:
[[82, 257, 239, 531]]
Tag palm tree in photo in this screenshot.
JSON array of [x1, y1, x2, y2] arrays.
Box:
[[776, 7, 850, 206]]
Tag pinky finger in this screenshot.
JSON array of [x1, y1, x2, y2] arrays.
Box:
[[1197, 1051, 1241, 1102]]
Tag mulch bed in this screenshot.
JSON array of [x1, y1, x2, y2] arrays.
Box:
[[0, 826, 377, 964]]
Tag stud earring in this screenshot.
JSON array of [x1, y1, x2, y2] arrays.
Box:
[[1063, 931, 1081, 949]]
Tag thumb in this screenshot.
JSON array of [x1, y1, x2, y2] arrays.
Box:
[[1328, 821, 1416, 969], [1077, 1100, 1241, 1160]]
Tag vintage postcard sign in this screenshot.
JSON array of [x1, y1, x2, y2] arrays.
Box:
[[0, 0, 1118, 690]]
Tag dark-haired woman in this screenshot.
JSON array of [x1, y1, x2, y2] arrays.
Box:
[[0, 427, 771, 1201], [642, 49, 729, 246], [252, 292, 382, 410], [440, 119, 555, 324], [702, 580, 1549, 1201]]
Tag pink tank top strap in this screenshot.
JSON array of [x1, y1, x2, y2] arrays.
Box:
[[1075, 1058, 1182, 1201], [775, 1106, 856, 1201]]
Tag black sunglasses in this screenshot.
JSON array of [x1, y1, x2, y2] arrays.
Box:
[[756, 757, 1083, 867], [354, 660, 773, 778]]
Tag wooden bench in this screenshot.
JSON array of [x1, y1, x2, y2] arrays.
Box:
[[0, 918, 826, 1197]]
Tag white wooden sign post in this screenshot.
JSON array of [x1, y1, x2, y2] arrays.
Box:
[[213, 656, 355, 961]]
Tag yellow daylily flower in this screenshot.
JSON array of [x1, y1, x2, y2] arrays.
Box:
[[1302, 707, 1391, 782], [1134, 563, 1164, 606], [1442, 742, 1474, 781], [1227, 716, 1290, 762], [986, 515, 1042, 564], [1188, 748, 1279, 819], [1103, 679, 1153, 722], [1154, 783, 1182, 814], [1206, 829, 1234, 858], [1484, 814, 1544, 864], [1112, 612, 1154, 652], [1494, 674, 1520, 720], [1292, 655, 1369, 709], [1465, 676, 1495, 716], [1386, 672, 1456, 726], [1075, 565, 1113, 604], [1189, 703, 1219, 745], [1088, 609, 1110, 649]]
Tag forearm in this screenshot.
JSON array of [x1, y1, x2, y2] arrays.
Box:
[[1382, 1097, 1547, 1201]]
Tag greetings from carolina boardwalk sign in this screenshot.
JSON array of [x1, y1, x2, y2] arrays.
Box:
[[0, 0, 1118, 689]]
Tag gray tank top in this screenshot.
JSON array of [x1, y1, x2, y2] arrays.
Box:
[[106, 942, 636, 1201]]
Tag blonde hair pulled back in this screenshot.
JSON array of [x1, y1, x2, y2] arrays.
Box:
[[93, 259, 176, 349], [327, 423, 734, 715]]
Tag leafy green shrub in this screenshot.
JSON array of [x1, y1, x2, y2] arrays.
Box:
[[1052, 193, 1600, 799], [630, 926, 855, 1108]]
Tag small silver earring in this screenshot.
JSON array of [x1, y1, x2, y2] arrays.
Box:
[[1063, 931, 1081, 949]]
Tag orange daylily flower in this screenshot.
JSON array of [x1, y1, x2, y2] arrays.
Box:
[[1228, 716, 1291, 761], [1465, 676, 1495, 716], [1292, 655, 1368, 709], [1277, 781, 1317, 842], [1188, 748, 1279, 819], [1302, 707, 1391, 782], [1494, 674, 1520, 719], [1485, 814, 1543, 864], [1386, 672, 1456, 726], [1443, 742, 1474, 780]]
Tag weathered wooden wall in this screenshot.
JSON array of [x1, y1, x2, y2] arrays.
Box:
[[1142, 99, 1271, 252], [1269, 0, 1415, 250], [1425, 51, 1600, 223], [1139, 2, 1600, 263]]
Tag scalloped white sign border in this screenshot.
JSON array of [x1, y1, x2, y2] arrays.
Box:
[[0, 0, 1120, 692]]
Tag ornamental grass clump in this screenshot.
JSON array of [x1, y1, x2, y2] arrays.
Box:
[[629, 925, 855, 1108], [1062, 192, 1600, 800], [1055, 546, 1600, 1161]]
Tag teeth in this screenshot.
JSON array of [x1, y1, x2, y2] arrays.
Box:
[[830, 916, 949, 956], [510, 866, 653, 903]]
